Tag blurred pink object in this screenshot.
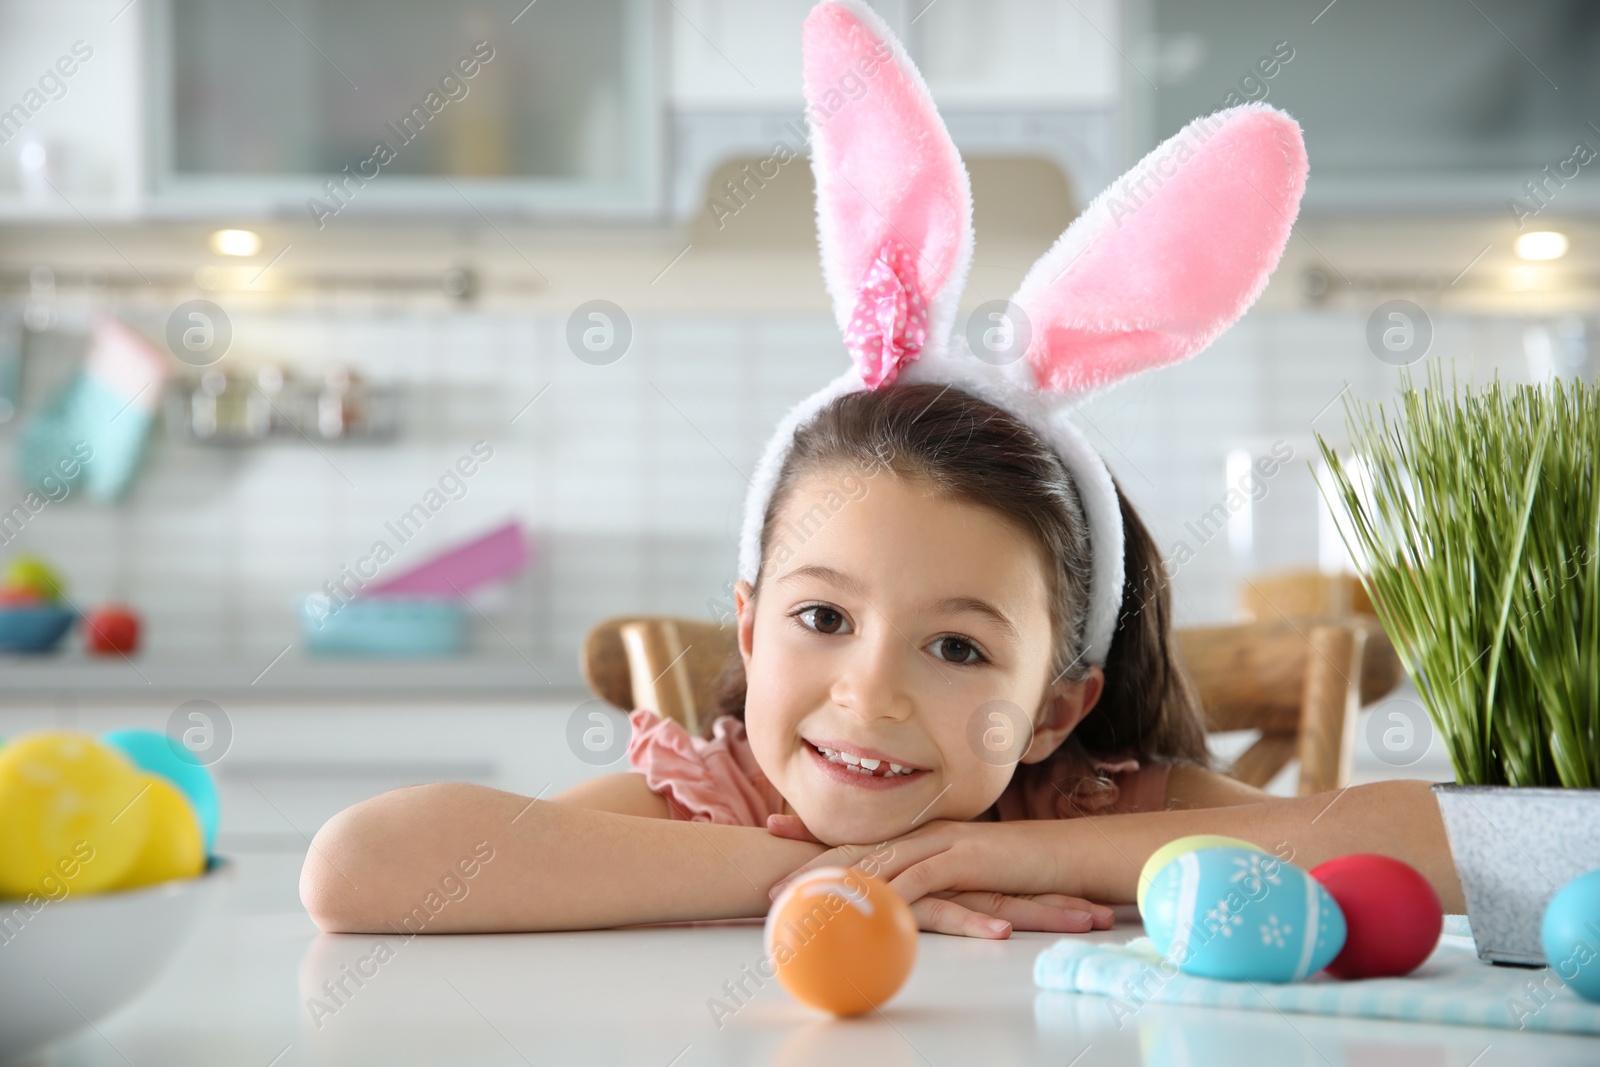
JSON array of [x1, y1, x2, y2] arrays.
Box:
[[367, 520, 530, 597]]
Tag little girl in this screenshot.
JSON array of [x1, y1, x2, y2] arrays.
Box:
[[300, 1, 1462, 939]]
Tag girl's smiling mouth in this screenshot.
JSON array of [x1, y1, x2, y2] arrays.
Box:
[[804, 738, 931, 786]]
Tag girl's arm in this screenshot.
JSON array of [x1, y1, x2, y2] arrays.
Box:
[[545, 769, 673, 818], [302, 775, 1119, 938], [770, 778, 1465, 914], [1067, 775, 1463, 909], [299, 781, 828, 934], [1163, 763, 1280, 807]]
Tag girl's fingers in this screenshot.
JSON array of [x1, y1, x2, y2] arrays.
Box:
[[765, 822, 1117, 934], [789, 821, 950, 893], [767, 841, 882, 900], [1025, 893, 1117, 929], [765, 813, 824, 844], [940, 891, 1097, 933], [883, 858, 1117, 932], [910, 893, 1013, 939], [912, 891, 1106, 939]]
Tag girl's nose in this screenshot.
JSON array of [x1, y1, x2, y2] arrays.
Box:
[[829, 620, 915, 723]]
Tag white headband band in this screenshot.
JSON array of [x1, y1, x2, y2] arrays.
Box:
[[736, 356, 1127, 668], [736, 1, 1308, 669]]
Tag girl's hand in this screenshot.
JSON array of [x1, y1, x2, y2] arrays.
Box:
[[765, 813, 1113, 940]]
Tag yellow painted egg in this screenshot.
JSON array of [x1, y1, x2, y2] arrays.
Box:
[[115, 774, 205, 890], [764, 867, 918, 1016], [1137, 834, 1264, 913], [0, 731, 150, 897]]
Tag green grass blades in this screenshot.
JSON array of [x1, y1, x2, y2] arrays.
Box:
[[1314, 361, 1600, 788]]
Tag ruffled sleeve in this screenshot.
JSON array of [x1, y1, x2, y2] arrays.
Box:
[[991, 749, 1174, 821], [625, 708, 787, 827]]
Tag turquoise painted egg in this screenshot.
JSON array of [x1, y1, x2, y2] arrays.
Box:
[[1541, 869, 1600, 1002], [103, 728, 219, 852], [1142, 846, 1346, 983]]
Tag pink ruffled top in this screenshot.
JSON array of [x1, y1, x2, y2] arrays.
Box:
[[625, 707, 1172, 826]]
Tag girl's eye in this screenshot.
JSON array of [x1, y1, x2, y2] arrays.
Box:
[[789, 606, 987, 666], [930, 635, 987, 666], [792, 604, 851, 635]]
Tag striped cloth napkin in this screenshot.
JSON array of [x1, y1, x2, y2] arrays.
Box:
[[1033, 918, 1600, 1035]]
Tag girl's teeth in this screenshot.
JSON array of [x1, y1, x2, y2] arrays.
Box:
[[814, 745, 918, 776]]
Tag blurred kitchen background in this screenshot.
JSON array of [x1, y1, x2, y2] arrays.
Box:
[[2, 0, 1599, 888]]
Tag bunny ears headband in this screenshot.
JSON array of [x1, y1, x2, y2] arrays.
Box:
[[737, 0, 1308, 668]]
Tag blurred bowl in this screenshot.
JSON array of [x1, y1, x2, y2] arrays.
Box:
[[0, 855, 232, 1065], [299, 595, 464, 656], [0, 606, 76, 653]]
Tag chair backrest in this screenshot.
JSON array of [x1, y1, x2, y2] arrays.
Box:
[[581, 612, 1402, 797], [1173, 615, 1398, 794], [1239, 568, 1375, 621], [582, 615, 738, 740]]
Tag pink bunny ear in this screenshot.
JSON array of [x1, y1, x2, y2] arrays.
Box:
[[1010, 103, 1308, 397], [803, 0, 973, 389]]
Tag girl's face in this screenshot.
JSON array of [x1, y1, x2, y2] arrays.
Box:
[[735, 465, 1104, 846]]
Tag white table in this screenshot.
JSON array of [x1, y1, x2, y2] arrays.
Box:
[[33, 851, 1600, 1066]]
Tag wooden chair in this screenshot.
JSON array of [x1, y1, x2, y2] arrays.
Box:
[[1172, 615, 1399, 794], [581, 613, 1402, 797], [582, 615, 738, 742], [1240, 568, 1375, 622]]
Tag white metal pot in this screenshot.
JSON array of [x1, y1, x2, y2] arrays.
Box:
[[1432, 784, 1600, 965]]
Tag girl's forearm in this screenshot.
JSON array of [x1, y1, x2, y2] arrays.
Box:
[[1050, 779, 1464, 911], [300, 782, 827, 933]]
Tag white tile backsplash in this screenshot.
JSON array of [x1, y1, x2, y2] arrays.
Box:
[[0, 304, 1541, 683]]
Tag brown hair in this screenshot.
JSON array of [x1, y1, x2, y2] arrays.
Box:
[[711, 382, 1209, 802]]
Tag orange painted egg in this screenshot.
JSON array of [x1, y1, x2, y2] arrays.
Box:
[[764, 866, 918, 1016]]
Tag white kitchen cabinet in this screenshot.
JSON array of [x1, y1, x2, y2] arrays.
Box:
[[667, 0, 1125, 221], [1, 0, 664, 220], [666, 0, 815, 108], [0, 0, 1126, 222], [915, 0, 1122, 107], [146, 0, 662, 219], [668, 0, 1120, 108], [0, 0, 145, 219]]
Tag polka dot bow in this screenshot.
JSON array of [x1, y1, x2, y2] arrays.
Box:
[[841, 238, 929, 390]]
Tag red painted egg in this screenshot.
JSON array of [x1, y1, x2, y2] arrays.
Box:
[[1309, 854, 1442, 979]]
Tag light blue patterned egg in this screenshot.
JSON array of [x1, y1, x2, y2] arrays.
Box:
[[1141, 846, 1346, 982]]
